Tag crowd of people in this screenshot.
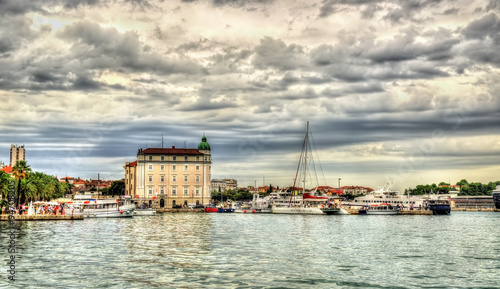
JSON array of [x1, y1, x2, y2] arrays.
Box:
[[1, 204, 65, 215]]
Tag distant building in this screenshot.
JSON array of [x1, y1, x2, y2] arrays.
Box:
[[211, 179, 238, 192], [341, 186, 373, 196], [10, 144, 25, 166], [60, 176, 75, 184], [124, 160, 137, 196], [125, 135, 212, 208]]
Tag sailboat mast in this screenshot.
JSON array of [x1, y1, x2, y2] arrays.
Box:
[[303, 121, 309, 195]]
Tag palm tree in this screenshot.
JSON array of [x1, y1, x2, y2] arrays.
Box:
[[0, 171, 12, 201], [12, 160, 32, 206]]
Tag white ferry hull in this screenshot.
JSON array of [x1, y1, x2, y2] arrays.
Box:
[[272, 206, 325, 215], [134, 209, 156, 216]]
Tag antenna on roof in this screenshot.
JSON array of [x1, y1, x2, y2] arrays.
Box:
[[184, 141, 187, 148], [162, 134, 164, 148], [146, 137, 148, 148]]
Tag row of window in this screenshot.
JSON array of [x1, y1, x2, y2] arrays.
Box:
[[147, 186, 202, 196], [148, 175, 202, 183], [147, 155, 209, 162], [148, 164, 209, 171]]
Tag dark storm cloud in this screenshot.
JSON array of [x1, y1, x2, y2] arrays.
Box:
[[57, 21, 206, 75], [253, 37, 308, 71], [461, 13, 500, 66], [0, 0, 102, 15]]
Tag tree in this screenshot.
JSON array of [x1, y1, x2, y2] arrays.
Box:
[[12, 160, 32, 206], [0, 171, 13, 201], [456, 179, 468, 192], [108, 180, 125, 196]]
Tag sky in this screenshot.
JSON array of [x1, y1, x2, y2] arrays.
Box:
[[0, 0, 499, 191]]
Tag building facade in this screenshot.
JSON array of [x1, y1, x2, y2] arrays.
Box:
[[126, 136, 212, 208], [10, 144, 25, 166]]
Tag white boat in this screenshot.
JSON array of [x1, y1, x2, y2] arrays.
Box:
[[345, 183, 425, 209], [358, 203, 400, 215], [69, 196, 135, 218], [272, 122, 333, 215]]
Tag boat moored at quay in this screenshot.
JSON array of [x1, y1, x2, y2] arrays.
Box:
[[358, 203, 400, 215], [493, 185, 500, 210], [427, 198, 451, 215], [69, 196, 135, 218]]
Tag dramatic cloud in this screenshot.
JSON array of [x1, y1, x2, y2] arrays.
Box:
[[0, 0, 499, 189]]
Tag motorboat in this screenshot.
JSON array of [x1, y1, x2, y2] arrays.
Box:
[[427, 198, 451, 215], [493, 185, 500, 210]]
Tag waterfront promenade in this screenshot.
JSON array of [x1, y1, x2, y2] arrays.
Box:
[[0, 214, 83, 221]]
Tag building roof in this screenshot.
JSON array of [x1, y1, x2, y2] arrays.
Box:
[[138, 147, 204, 155], [126, 160, 137, 167], [1, 165, 12, 174]]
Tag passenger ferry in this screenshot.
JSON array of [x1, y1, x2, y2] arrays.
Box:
[[493, 185, 500, 210], [427, 199, 451, 215], [345, 183, 425, 208], [358, 203, 400, 215], [69, 196, 135, 218]]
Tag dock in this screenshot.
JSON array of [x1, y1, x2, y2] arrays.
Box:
[[346, 208, 432, 215], [0, 215, 84, 221]]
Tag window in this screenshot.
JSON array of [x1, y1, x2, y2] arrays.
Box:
[[195, 187, 200, 195], [148, 156, 152, 161], [172, 175, 176, 182], [184, 156, 188, 161], [196, 165, 200, 171], [172, 165, 176, 171], [160, 188, 164, 194], [148, 175, 153, 182], [160, 164, 165, 171], [184, 165, 188, 171], [148, 164, 153, 171], [160, 175, 165, 182], [148, 187, 153, 195], [195, 175, 200, 183], [173, 156, 176, 161], [171, 187, 177, 196], [184, 175, 188, 182], [183, 187, 189, 196], [161, 155, 164, 161]]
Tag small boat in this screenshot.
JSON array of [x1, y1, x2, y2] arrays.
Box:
[[358, 203, 400, 215], [205, 201, 235, 213], [134, 203, 156, 216], [427, 199, 451, 215]]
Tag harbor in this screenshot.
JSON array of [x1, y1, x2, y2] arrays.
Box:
[[0, 214, 83, 221]]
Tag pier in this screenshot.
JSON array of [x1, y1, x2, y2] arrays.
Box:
[[0, 215, 84, 221], [346, 208, 432, 215]]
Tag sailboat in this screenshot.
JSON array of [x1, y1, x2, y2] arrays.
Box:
[[272, 122, 337, 215]]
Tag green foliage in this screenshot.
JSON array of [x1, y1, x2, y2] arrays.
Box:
[[0, 171, 14, 200], [211, 188, 254, 202], [107, 180, 125, 196], [409, 179, 499, 196]]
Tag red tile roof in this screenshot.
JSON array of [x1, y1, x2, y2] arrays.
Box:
[[138, 147, 203, 155], [1, 165, 12, 174]]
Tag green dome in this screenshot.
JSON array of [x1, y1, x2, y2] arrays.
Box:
[[198, 135, 211, 150]]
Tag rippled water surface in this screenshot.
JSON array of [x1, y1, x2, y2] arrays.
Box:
[[1, 212, 500, 288]]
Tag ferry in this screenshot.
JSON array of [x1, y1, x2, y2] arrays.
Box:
[[427, 198, 451, 215], [493, 185, 500, 210], [345, 183, 425, 208], [358, 203, 400, 215], [69, 196, 135, 218]]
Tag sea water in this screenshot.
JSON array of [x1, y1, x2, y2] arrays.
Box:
[[1, 212, 499, 288]]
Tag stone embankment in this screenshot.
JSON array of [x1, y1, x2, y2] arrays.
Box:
[[156, 208, 205, 213], [0, 215, 84, 221]]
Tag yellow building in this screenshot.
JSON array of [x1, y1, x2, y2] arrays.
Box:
[[125, 136, 212, 208]]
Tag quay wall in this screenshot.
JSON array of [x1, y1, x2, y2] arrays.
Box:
[[157, 208, 205, 213], [0, 215, 84, 221]]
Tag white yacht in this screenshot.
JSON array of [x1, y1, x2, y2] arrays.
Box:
[[69, 196, 135, 218]]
